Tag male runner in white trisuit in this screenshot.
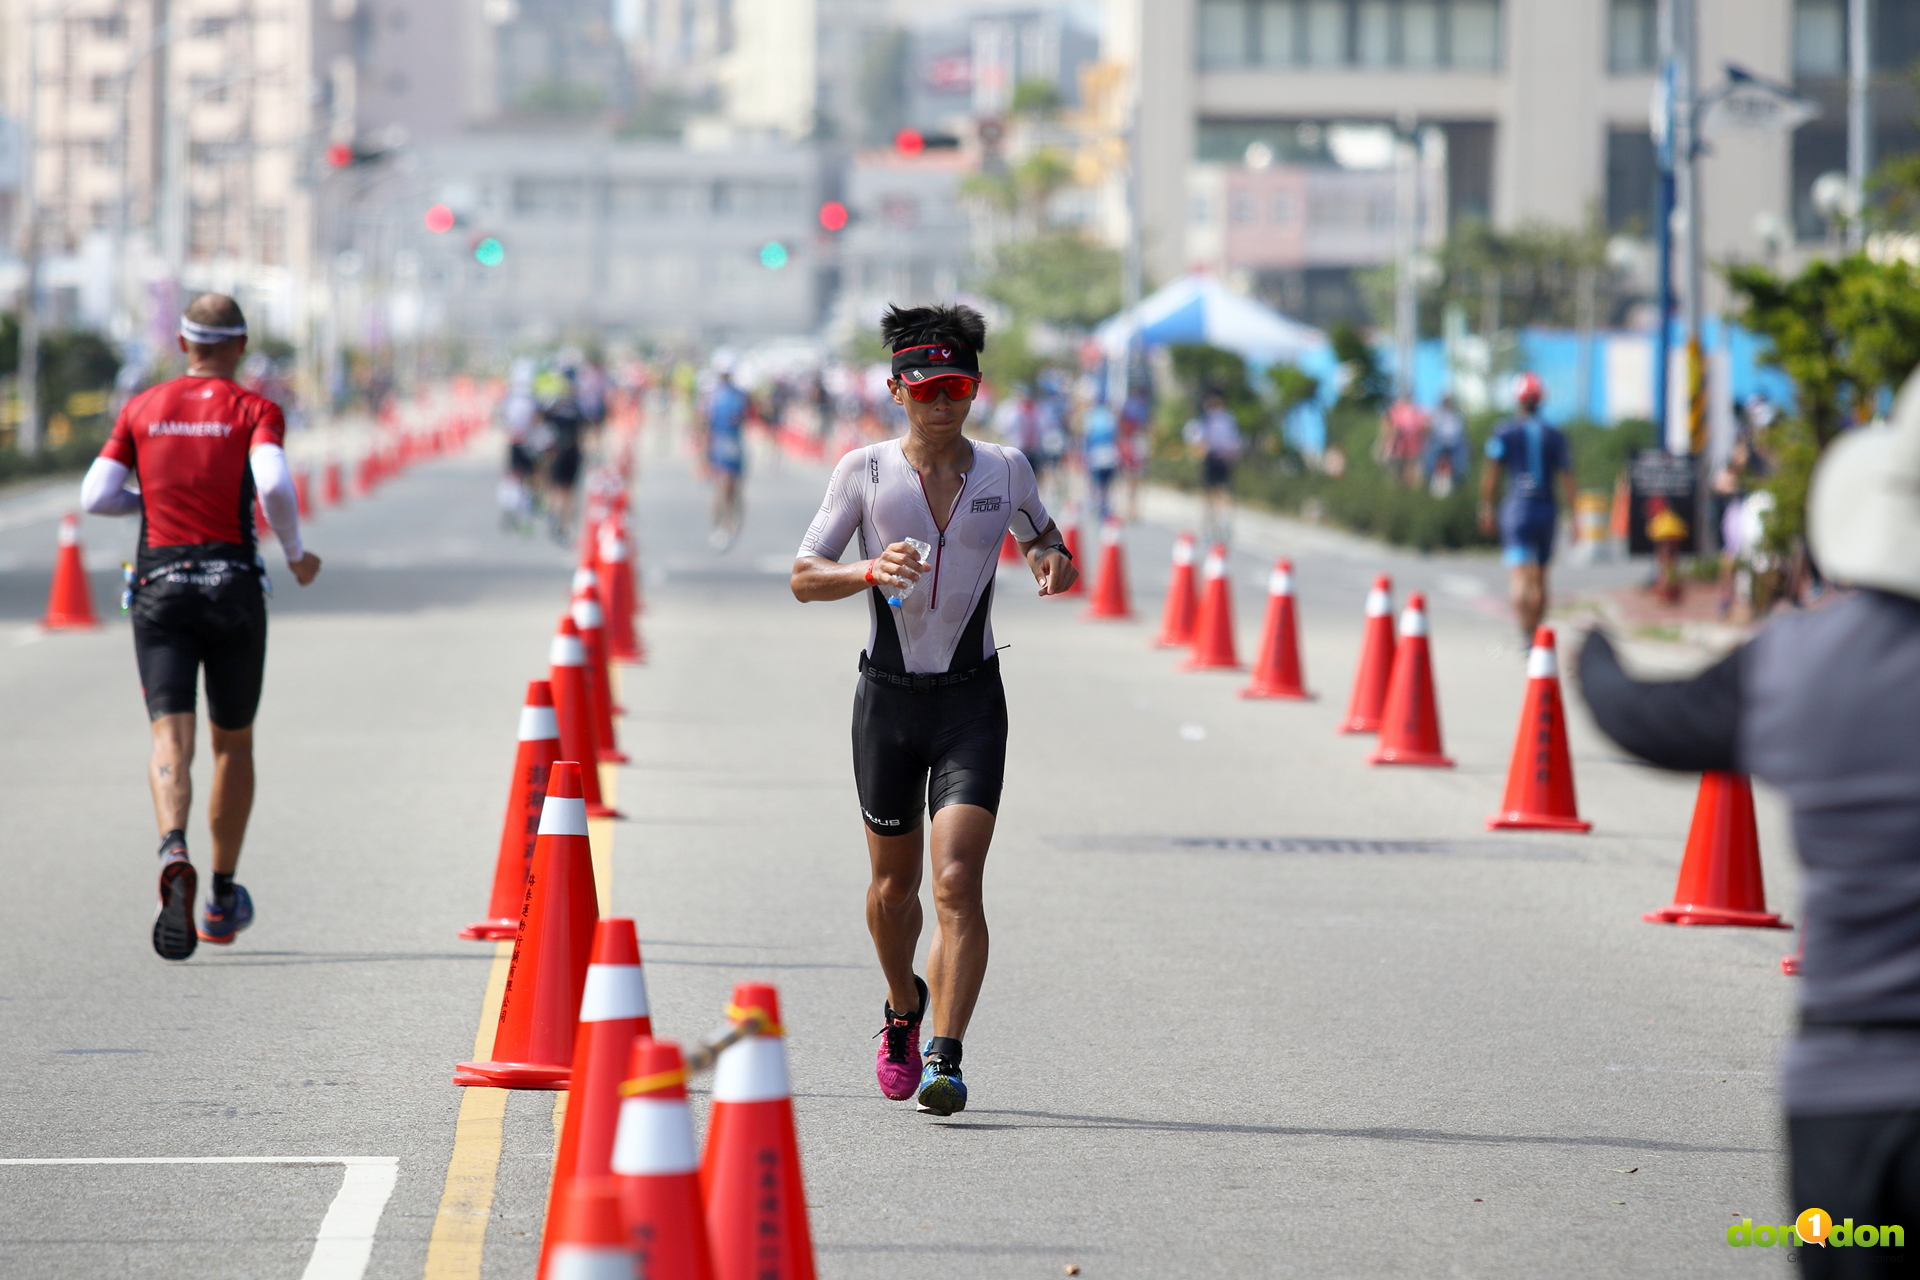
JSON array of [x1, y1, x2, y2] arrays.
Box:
[[791, 303, 1077, 1115]]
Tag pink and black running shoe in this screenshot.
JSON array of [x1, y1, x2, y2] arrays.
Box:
[[873, 975, 928, 1101]]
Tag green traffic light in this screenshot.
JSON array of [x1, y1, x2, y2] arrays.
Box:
[[759, 240, 789, 270], [475, 238, 505, 266]]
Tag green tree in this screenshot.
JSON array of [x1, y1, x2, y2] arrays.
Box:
[[1726, 254, 1920, 554], [1328, 322, 1388, 411], [974, 229, 1122, 331]]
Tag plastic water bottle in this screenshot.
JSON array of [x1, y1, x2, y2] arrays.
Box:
[[887, 538, 933, 608]]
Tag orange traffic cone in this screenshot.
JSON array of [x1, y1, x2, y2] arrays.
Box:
[[1643, 772, 1789, 928], [455, 760, 601, 1088], [571, 588, 628, 765], [999, 530, 1022, 564], [599, 524, 645, 664], [1055, 519, 1085, 597], [540, 918, 654, 1278], [1487, 627, 1591, 831], [1180, 543, 1240, 671], [1081, 519, 1132, 620], [551, 618, 621, 819], [41, 513, 100, 630], [540, 1178, 636, 1280], [1152, 533, 1198, 648], [1368, 592, 1454, 768], [612, 1038, 715, 1280], [323, 460, 344, 507], [1339, 575, 1395, 733], [1240, 559, 1311, 700], [294, 467, 312, 518], [701, 984, 816, 1280], [462, 680, 562, 940]]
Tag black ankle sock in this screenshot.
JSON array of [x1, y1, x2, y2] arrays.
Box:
[[925, 1036, 963, 1069], [158, 829, 187, 858], [211, 872, 235, 901]]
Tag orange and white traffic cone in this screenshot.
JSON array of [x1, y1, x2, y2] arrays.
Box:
[[1240, 558, 1311, 699], [612, 1038, 715, 1280], [1339, 575, 1395, 733], [1152, 533, 1198, 648], [1180, 543, 1241, 671], [1055, 519, 1085, 597], [455, 760, 601, 1089], [1368, 593, 1454, 768], [539, 918, 654, 1278], [550, 618, 621, 819], [540, 1178, 637, 1280], [1081, 519, 1132, 620], [1487, 627, 1591, 831], [323, 460, 344, 507], [1644, 772, 1789, 928], [41, 513, 100, 630], [462, 680, 563, 940], [571, 588, 628, 765], [599, 523, 645, 664], [294, 467, 312, 518], [701, 983, 816, 1280]]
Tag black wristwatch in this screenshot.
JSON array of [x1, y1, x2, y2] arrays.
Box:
[[1042, 542, 1072, 560]]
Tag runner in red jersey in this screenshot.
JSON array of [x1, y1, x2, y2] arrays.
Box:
[[82, 294, 322, 960]]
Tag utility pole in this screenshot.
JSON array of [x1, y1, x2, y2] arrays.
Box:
[[1847, 0, 1870, 251], [1651, 0, 1676, 452], [1679, 0, 1712, 556], [1392, 113, 1418, 401], [17, 0, 48, 455]]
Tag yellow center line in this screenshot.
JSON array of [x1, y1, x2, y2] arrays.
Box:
[[422, 760, 619, 1277]]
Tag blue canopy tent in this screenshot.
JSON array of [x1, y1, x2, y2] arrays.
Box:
[[1094, 275, 1340, 453]]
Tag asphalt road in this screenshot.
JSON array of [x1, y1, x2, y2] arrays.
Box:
[[0, 423, 1800, 1278]]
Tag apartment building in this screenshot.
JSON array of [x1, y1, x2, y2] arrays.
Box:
[[1105, 0, 1920, 321]]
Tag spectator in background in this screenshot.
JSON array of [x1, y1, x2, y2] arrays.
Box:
[[1119, 385, 1150, 521], [1184, 392, 1243, 547], [1082, 398, 1121, 523], [1423, 394, 1469, 497], [1381, 397, 1429, 489]]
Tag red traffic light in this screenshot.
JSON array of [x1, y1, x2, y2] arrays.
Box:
[[818, 200, 849, 232], [424, 204, 456, 233], [894, 128, 925, 156], [325, 142, 353, 169]]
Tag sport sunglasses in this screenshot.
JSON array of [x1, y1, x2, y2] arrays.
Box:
[[904, 376, 978, 403]]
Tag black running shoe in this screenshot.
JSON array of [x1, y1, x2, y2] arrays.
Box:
[[153, 849, 198, 961]]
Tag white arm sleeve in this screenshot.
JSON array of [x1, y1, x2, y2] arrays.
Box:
[[249, 443, 304, 562], [81, 456, 142, 516]]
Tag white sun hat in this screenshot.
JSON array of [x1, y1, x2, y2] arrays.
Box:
[[1807, 365, 1920, 601]]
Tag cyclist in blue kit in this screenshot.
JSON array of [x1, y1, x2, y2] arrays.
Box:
[[791, 303, 1077, 1116], [1479, 372, 1577, 644]]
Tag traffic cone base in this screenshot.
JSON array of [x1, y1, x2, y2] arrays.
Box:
[[1180, 543, 1241, 671], [1152, 534, 1197, 648], [1240, 560, 1311, 699], [455, 763, 599, 1089], [1340, 577, 1394, 733], [1367, 593, 1452, 767], [1644, 772, 1788, 930], [1486, 630, 1591, 831], [41, 514, 101, 630]]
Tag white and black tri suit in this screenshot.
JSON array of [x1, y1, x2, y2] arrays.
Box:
[[799, 438, 1052, 833]]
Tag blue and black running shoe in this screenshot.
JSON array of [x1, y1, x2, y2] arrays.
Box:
[[152, 848, 198, 962], [197, 884, 254, 945], [914, 1054, 967, 1116]]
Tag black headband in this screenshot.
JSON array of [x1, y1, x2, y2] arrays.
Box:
[[891, 341, 981, 384]]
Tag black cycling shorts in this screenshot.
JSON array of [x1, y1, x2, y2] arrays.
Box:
[[852, 664, 1007, 835], [549, 445, 582, 489], [132, 591, 268, 729]]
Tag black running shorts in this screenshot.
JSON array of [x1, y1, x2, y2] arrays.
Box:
[[852, 665, 1007, 835], [132, 589, 268, 729]]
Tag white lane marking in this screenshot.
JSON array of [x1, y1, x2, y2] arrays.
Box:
[[0, 1156, 400, 1280]]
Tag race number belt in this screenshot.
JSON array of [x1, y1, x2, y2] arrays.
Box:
[[859, 652, 998, 693]]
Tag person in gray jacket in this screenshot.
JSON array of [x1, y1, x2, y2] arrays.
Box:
[[1578, 369, 1920, 1279]]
